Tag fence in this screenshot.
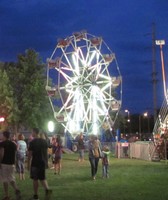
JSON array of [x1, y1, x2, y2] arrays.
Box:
[[129, 141, 156, 161], [101, 141, 158, 161]]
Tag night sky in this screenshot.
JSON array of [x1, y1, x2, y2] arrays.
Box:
[[0, 0, 168, 114]]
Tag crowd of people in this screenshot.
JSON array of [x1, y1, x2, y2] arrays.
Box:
[[0, 128, 52, 200], [0, 129, 111, 200]]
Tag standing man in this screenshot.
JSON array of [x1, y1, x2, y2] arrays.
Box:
[[0, 130, 21, 200], [27, 128, 52, 200]]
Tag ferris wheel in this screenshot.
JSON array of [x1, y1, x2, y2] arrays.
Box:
[[46, 30, 122, 138]]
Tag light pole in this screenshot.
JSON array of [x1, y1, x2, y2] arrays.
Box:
[[143, 112, 150, 134], [125, 109, 130, 122], [125, 109, 130, 134], [156, 40, 166, 98], [139, 112, 150, 140], [139, 115, 142, 140]]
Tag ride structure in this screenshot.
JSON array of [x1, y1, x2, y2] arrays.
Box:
[[151, 40, 168, 161], [46, 31, 122, 139], [153, 40, 167, 138]]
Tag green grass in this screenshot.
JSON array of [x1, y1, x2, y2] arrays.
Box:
[[1, 153, 168, 200]]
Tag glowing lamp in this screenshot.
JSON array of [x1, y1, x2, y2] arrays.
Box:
[[48, 121, 55, 132], [0, 117, 5, 122]]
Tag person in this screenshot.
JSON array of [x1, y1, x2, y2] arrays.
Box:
[[56, 134, 62, 146], [88, 135, 102, 180], [102, 145, 110, 178], [120, 136, 129, 157], [77, 133, 85, 162], [0, 130, 21, 200], [50, 135, 57, 169], [39, 132, 51, 168], [11, 134, 17, 145], [39, 132, 51, 147], [50, 135, 63, 169], [53, 140, 63, 175], [16, 133, 27, 180], [27, 128, 52, 200]]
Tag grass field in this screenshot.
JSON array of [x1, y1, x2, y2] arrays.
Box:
[[1, 153, 168, 200]]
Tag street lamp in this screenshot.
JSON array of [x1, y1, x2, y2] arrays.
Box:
[[125, 109, 130, 122], [125, 109, 131, 134], [144, 112, 150, 134], [139, 112, 150, 140]]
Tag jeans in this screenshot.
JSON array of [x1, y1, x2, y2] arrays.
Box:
[[102, 164, 109, 178], [16, 153, 26, 173], [89, 157, 99, 178]]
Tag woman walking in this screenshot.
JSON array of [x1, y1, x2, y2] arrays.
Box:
[[88, 135, 102, 180]]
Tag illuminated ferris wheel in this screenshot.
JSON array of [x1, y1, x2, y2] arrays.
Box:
[[46, 31, 122, 138]]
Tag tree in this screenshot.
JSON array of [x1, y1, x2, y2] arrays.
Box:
[[6, 49, 53, 132], [0, 68, 18, 131]]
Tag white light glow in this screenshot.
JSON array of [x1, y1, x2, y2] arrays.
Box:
[[48, 121, 55, 132], [87, 51, 97, 66], [72, 52, 80, 75]]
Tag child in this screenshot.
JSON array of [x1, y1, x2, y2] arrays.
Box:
[[53, 141, 63, 175], [102, 145, 110, 178]]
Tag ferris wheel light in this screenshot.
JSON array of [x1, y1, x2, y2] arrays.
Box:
[[87, 51, 96, 66], [93, 123, 98, 135], [99, 73, 111, 80], [97, 106, 107, 115], [72, 53, 80, 75], [101, 82, 112, 92]]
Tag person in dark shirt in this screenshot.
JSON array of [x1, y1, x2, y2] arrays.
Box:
[[27, 128, 52, 200], [0, 130, 21, 200]]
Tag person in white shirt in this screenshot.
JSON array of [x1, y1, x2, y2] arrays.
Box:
[[16, 133, 27, 180]]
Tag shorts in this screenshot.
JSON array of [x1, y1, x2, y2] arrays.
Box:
[[0, 164, 15, 183], [54, 156, 61, 164], [30, 166, 46, 180]]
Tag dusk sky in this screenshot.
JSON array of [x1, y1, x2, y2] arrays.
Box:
[[0, 0, 168, 115]]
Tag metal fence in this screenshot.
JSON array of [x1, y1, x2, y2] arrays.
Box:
[[129, 141, 156, 161], [101, 141, 158, 161]]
